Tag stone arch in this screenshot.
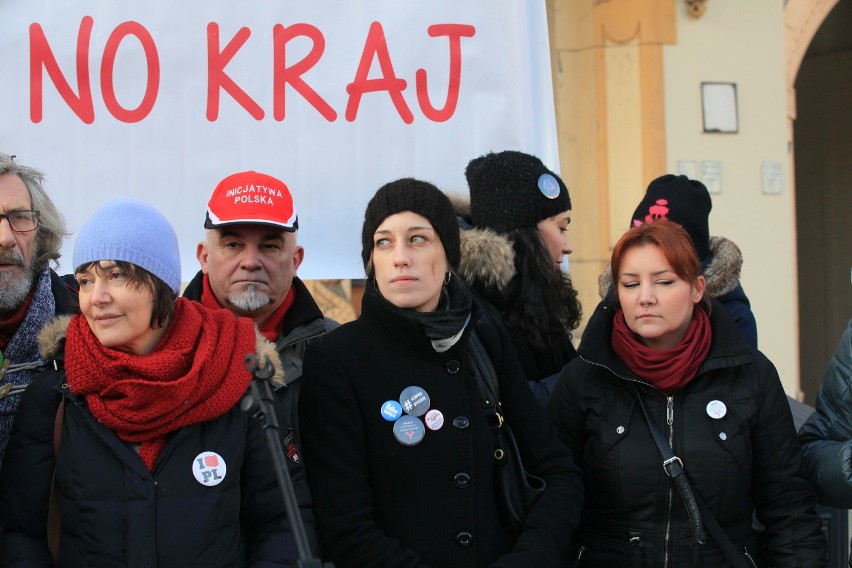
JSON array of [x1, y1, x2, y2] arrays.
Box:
[[785, 0, 840, 118], [785, 0, 849, 405]]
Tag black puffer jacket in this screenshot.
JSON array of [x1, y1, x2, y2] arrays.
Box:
[[799, 319, 852, 507], [547, 299, 826, 567], [0, 317, 294, 567]]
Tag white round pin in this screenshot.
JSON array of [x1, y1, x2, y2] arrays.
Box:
[[425, 409, 444, 431], [706, 400, 727, 420], [192, 451, 227, 486]]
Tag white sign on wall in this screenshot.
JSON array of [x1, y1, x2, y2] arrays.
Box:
[[0, 1, 560, 280]]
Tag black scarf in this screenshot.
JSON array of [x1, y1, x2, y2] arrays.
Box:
[[367, 275, 473, 351]]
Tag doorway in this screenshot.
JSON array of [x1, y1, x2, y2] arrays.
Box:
[[793, 0, 852, 404]]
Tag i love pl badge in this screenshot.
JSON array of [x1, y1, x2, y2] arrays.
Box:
[[192, 451, 227, 486]]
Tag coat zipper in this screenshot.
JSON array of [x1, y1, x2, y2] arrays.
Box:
[[663, 395, 674, 568], [743, 547, 758, 567], [577, 355, 679, 567]]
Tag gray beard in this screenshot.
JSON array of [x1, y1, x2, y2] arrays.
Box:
[[0, 267, 35, 311], [227, 284, 270, 313]]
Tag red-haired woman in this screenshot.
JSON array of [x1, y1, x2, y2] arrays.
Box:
[[546, 220, 825, 567]]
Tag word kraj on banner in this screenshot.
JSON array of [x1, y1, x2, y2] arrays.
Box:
[[30, 17, 475, 125], [1, 2, 560, 280]]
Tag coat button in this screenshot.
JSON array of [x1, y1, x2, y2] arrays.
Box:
[[453, 472, 471, 488], [446, 360, 461, 374], [452, 416, 470, 429], [456, 531, 473, 547]]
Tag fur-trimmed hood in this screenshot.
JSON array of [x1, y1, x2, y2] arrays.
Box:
[[37, 315, 73, 360], [597, 235, 745, 299], [459, 227, 516, 294], [37, 315, 285, 387], [449, 192, 517, 295]]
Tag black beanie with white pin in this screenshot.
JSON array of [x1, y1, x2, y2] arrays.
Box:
[[465, 150, 571, 234]]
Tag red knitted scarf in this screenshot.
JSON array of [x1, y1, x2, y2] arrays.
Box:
[[199, 274, 295, 342], [611, 306, 712, 395], [64, 297, 258, 471]]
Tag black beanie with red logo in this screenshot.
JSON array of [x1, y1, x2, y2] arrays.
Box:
[[630, 174, 713, 261]]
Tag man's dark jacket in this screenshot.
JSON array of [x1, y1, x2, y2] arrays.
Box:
[[183, 272, 336, 554]]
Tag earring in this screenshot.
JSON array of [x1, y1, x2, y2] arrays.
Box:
[[444, 271, 452, 285]]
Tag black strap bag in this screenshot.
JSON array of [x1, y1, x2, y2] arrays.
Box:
[[468, 331, 546, 536], [632, 385, 757, 568]]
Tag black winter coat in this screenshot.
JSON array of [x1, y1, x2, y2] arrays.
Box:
[[547, 299, 826, 567], [298, 287, 583, 568], [0, 269, 77, 466], [0, 324, 294, 567], [799, 319, 852, 507]]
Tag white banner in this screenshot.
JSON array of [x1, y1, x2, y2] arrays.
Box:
[[0, 1, 559, 280]]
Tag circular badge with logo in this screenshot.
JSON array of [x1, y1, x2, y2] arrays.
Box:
[[380, 400, 403, 422], [399, 386, 431, 417], [706, 400, 727, 420], [192, 451, 227, 486], [393, 415, 426, 446], [424, 409, 444, 431], [537, 173, 561, 199]]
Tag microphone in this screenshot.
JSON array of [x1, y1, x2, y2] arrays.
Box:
[[241, 353, 334, 568]]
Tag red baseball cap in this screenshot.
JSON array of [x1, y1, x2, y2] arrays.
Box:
[[204, 171, 298, 231]]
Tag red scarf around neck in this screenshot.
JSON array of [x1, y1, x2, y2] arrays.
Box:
[[64, 297, 258, 471], [611, 306, 712, 395], [200, 274, 295, 342], [0, 285, 35, 351]]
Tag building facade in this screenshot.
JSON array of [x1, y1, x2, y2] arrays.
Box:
[[547, 0, 851, 402]]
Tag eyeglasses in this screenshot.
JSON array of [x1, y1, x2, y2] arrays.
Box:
[[0, 210, 40, 233]]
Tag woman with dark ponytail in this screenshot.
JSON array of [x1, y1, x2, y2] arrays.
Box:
[[456, 150, 581, 406]]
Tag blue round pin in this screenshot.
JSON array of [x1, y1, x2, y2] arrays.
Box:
[[380, 400, 403, 422], [537, 173, 561, 199]]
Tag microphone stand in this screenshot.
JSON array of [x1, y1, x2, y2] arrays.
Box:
[[241, 354, 334, 568]]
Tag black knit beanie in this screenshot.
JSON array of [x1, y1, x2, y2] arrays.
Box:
[[465, 150, 571, 234], [361, 178, 461, 272], [630, 174, 712, 260]]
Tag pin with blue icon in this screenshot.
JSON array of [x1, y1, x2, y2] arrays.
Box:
[[537, 173, 561, 199], [380, 400, 403, 422]]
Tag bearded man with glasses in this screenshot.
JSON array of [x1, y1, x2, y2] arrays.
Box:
[[0, 153, 76, 467]]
